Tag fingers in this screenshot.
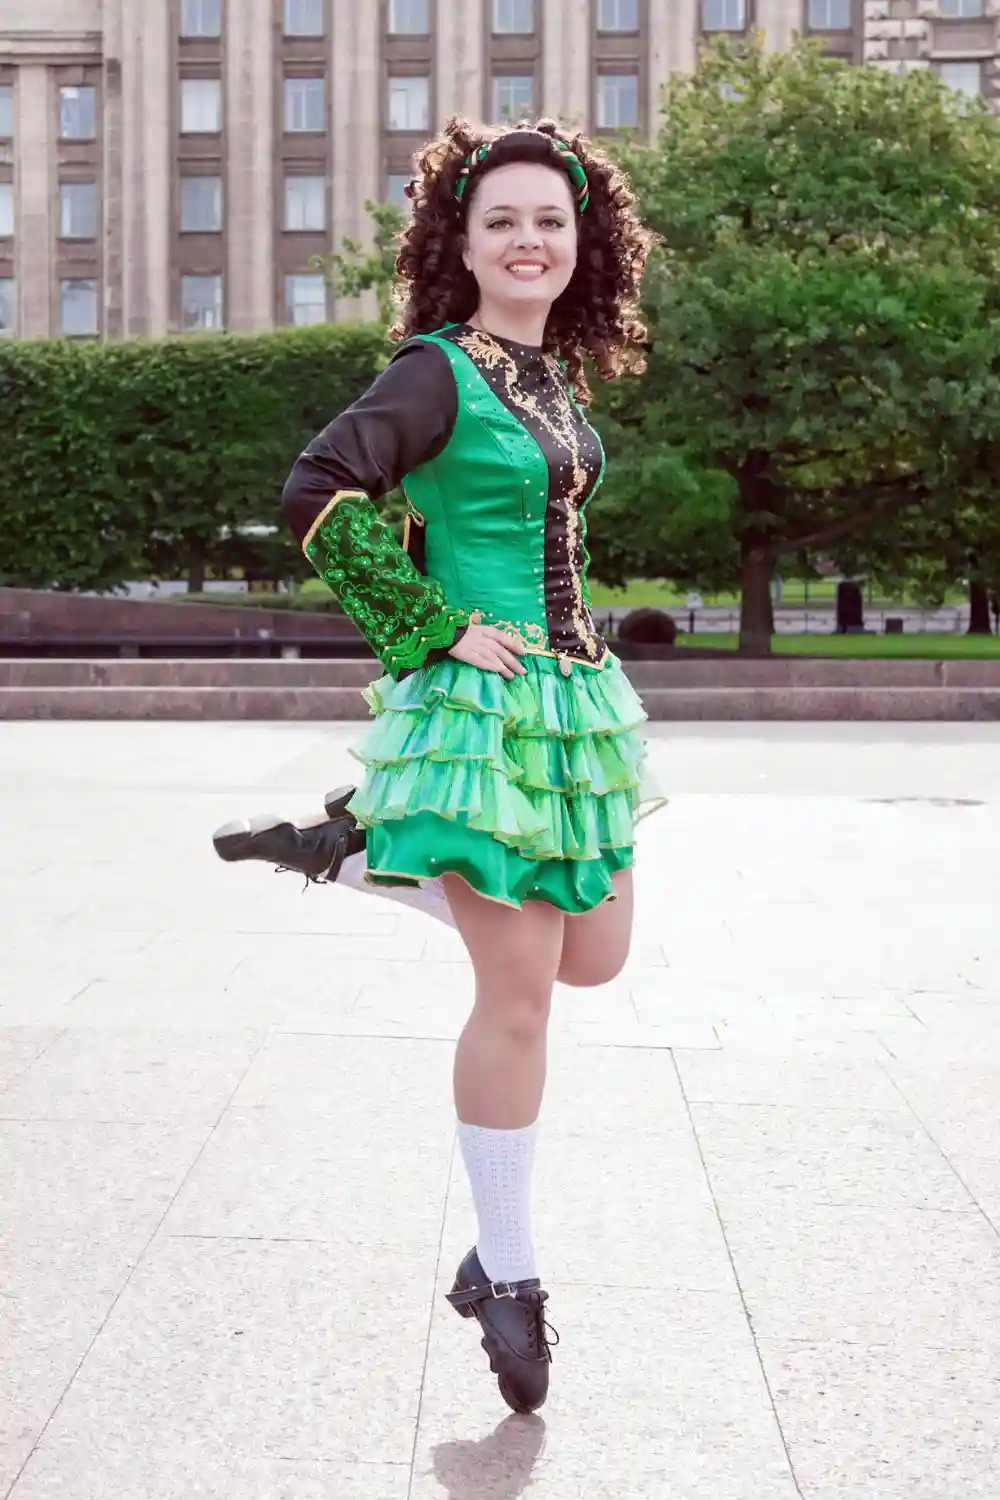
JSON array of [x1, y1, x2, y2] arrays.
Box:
[[469, 648, 524, 679], [481, 626, 527, 656], [449, 624, 530, 677]]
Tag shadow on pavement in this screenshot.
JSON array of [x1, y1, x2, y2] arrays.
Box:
[[430, 1413, 547, 1498]]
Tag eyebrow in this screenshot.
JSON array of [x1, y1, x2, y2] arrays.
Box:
[[482, 204, 570, 214]]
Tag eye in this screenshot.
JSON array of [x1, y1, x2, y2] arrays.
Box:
[[484, 216, 512, 230], [540, 217, 567, 230]]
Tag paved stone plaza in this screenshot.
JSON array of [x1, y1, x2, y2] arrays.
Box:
[[1, 719, 999, 1499]]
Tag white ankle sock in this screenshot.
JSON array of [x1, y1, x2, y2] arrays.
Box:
[[337, 851, 456, 930], [457, 1121, 538, 1283]]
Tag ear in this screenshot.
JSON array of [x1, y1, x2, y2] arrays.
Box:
[[461, 237, 472, 272]]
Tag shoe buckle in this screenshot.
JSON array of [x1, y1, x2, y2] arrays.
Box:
[[490, 1280, 516, 1300]]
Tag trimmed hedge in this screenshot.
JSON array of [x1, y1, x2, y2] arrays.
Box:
[[0, 324, 386, 592]]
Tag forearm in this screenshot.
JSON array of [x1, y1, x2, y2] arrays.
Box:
[[295, 487, 468, 678]]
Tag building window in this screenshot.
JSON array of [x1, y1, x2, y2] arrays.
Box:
[[180, 0, 221, 36], [386, 174, 411, 207], [939, 60, 983, 96], [284, 76, 325, 132], [388, 0, 429, 30], [284, 0, 325, 32], [597, 73, 638, 128], [285, 174, 326, 229], [388, 75, 429, 131], [59, 86, 96, 140], [0, 86, 12, 139], [493, 0, 534, 33], [181, 78, 222, 133], [0, 278, 14, 336], [60, 279, 98, 337], [181, 175, 222, 231], [60, 182, 99, 239], [493, 75, 533, 122], [702, 0, 745, 29], [286, 274, 326, 325], [598, 0, 638, 28], [182, 274, 223, 331], [808, 0, 851, 24], [939, 0, 984, 15], [0, 182, 12, 237]]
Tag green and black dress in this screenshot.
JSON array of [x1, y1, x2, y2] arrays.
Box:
[[282, 322, 660, 914]]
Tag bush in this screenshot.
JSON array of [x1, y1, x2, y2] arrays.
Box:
[[616, 607, 679, 645], [0, 324, 386, 593]]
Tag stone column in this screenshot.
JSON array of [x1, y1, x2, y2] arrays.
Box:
[[226, 0, 275, 332], [331, 0, 380, 320], [648, 0, 698, 138], [118, 0, 171, 336], [103, 0, 124, 339], [437, 0, 486, 120], [756, 0, 801, 53], [542, 0, 590, 131], [17, 66, 53, 338]]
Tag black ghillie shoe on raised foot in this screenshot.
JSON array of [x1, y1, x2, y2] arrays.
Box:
[[212, 785, 364, 884], [446, 1248, 558, 1414]]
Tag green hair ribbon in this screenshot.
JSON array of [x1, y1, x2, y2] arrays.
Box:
[[454, 134, 590, 214]]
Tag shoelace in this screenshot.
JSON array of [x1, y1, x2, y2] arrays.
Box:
[[273, 865, 322, 895], [517, 1287, 560, 1360]]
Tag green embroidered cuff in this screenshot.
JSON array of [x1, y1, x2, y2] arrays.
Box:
[[302, 490, 469, 678]]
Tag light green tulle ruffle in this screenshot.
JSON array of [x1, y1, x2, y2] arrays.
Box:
[[347, 652, 661, 913]]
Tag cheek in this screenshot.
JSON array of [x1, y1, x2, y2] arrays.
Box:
[[466, 234, 507, 274], [553, 235, 578, 275]]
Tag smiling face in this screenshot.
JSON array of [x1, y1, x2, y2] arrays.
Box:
[[462, 161, 579, 320]]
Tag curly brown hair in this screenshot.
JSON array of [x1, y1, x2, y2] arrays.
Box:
[[387, 116, 651, 402]]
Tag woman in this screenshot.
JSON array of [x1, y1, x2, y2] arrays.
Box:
[[214, 116, 655, 1414]]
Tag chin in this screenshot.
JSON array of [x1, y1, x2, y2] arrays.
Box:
[[497, 281, 552, 303]]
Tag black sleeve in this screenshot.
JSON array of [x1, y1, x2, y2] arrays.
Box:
[[282, 340, 458, 542]]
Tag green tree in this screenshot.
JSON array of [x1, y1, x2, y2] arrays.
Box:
[[615, 35, 1000, 650], [314, 199, 407, 326]]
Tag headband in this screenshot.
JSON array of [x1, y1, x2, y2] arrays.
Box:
[[454, 132, 590, 214]]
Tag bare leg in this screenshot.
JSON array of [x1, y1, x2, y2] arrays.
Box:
[[443, 876, 565, 1129], [556, 868, 634, 988]]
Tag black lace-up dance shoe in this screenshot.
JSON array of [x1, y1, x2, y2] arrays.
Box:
[[212, 785, 364, 884], [447, 1248, 558, 1414]]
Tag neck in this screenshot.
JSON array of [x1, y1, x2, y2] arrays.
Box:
[[469, 299, 548, 349]]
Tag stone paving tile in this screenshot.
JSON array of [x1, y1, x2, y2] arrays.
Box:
[[0, 1030, 63, 1093], [718, 1201, 1000, 1343], [691, 1101, 972, 1210], [8, 1450, 410, 1500], [675, 1045, 907, 1110], [2, 722, 1000, 1499], [33, 1237, 429, 1467], [758, 1334, 1000, 1499], [0, 1236, 147, 1500], [0, 1030, 262, 1124]]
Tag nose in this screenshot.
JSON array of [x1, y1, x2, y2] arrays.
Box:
[[512, 224, 543, 249]]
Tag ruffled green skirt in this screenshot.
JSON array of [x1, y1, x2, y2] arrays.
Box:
[[347, 652, 662, 914]]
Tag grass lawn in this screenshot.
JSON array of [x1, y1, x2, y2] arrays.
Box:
[[681, 632, 1000, 659], [588, 579, 967, 610]]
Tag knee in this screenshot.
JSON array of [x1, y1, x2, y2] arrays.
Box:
[[557, 950, 628, 988], [478, 983, 552, 1044]]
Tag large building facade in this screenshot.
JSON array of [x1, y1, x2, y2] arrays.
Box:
[[0, 0, 997, 340]]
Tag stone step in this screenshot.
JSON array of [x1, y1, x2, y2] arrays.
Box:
[[2, 684, 999, 720], [2, 656, 1000, 689]]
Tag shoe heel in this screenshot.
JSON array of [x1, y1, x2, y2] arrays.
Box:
[[449, 1281, 476, 1319], [323, 785, 355, 820]]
